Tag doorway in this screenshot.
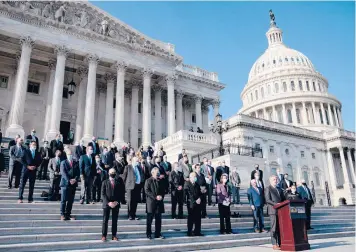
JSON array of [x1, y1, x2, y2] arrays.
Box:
[[60, 121, 71, 144]]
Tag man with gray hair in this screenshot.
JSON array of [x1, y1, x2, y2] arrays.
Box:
[[8, 137, 25, 189]]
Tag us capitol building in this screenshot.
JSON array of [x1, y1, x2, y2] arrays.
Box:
[[0, 2, 354, 206]]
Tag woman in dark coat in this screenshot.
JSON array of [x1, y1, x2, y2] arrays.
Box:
[[284, 184, 301, 200], [216, 173, 232, 234]]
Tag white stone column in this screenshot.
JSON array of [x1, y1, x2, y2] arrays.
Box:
[[130, 82, 139, 149], [263, 108, 267, 120], [104, 73, 115, 142], [175, 90, 184, 131], [6, 37, 34, 138], [202, 105, 209, 133], [333, 105, 340, 127], [292, 102, 298, 124], [302, 102, 308, 125], [326, 149, 337, 191], [212, 99, 220, 125], [74, 67, 88, 143], [339, 146, 351, 187], [312, 102, 318, 124], [82, 54, 99, 143], [336, 107, 344, 128], [43, 60, 56, 140], [142, 68, 153, 148], [47, 45, 69, 140], [282, 103, 288, 124], [195, 95, 203, 129], [346, 148, 356, 184], [327, 103, 334, 126], [153, 85, 162, 142], [272, 106, 277, 122], [320, 102, 327, 125], [113, 61, 127, 146], [166, 75, 176, 136]]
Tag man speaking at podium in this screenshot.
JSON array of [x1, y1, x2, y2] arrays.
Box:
[[265, 175, 285, 250]]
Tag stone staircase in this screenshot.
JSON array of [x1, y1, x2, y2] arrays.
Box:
[[0, 176, 354, 251]]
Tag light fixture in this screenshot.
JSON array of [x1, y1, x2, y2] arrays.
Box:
[[67, 53, 76, 96]]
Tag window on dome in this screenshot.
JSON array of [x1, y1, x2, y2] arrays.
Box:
[[319, 109, 323, 124], [273, 60, 276, 64], [296, 109, 301, 123], [283, 82, 287, 92], [306, 81, 310, 91], [299, 81, 303, 91], [312, 82, 316, 91], [250, 93, 253, 102], [318, 82, 321, 92], [301, 151, 305, 158], [268, 85, 271, 94], [291, 57, 294, 61], [279, 58, 282, 63], [261, 87, 264, 98], [285, 57, 288, 62], [296, 57, 299, 62], [301, 58, 304, 62], [255, 90, 258, 100], [287, 109, 293, 123], [325, 109, 330, 125], [291, 81, 295, 91], [273, 33, 275, 42], [274, 83, 279, 93], [262, 63, 265, 68], [279, 33, 281, 40]]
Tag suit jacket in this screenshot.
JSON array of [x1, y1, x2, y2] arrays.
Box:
[[122, 165, 138, 190], [39, 147, 53, 161], [196, 172, 207, 191], [102, 152, 114, 168], [144, 177, 165, 214], [113, 160, 126, 176], [79, 154, 96, 178], [184, 181, 202, 209], [247, 186, 264, 207], [145, 162, 154, 174], [255, 179, 265, 191], [74, 145, 86, 161], [216, 183, 231, 204], [161, 161, 172, 173], [50, 140, 64, 154], [284, 191, 301, 201], [169, 170, 184, 195], [251, 169, 263, 180], [297, 185, 314, 204], [229, 171, 241, 187], [281, 179, 293, 190], [48, 157, 61, 178], [22, 148, 42, 172], [60, 159, 79, 187], [181, 162, 193, 179], [9, 145, 25, 167], [8, 139, 16, 149], [101, 177, 126, 208], [139, 163, 150, 180], [264, 185, 285, 215], [88, 141, 100, 155], [276, 174, 284, 188], [26, 135, 39, 149], [201, 164, 215, 185], [178, 153, 183, 162]]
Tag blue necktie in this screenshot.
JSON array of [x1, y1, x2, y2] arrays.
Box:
[[31, 150, 35, 159]]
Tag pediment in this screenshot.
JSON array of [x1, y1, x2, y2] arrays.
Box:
[[0, 1, 182, 64]]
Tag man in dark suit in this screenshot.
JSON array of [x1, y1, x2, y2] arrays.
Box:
[[248, 179, 266, 233], [60, 149, 79, 220], [251, 164, 263, 180], [8, 137, 25, 189], [102, 146, 114, 169], [93, 155, 107, 202], [88, 136, 100, 156], [50, 134, 64, 156], [101, 168, 126, 241], [122, 157, 141, 220], [265, 175, 285, 250], [18, 140, 42, 203], [26, 129, 39, 149], [201, 157, 215, 206], [8, 134, 20, 150], [185, 172, 204, 236], [254, 172, 265, 192], [47, 150, 62, 201], [170, 162, 184, 219], [74, 140, 86, 161], [139, 159, 150, 203], [276, 168, 284, 188], [215, 161, 229, 184], [145, 167, 165, 239], [145, 156, 154, 173], [79, 146, 96, 204], [297, 179, 314, 230], [38, 141, 52, 180], [113, 152, 126, 176], [281, 173, 293, 191], [161, 155, 171, 193], [195, 164, 208, 218]]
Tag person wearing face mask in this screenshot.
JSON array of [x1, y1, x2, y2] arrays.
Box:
[[18, 141, 42, 203], [26, 129, 39, 150], [145, 156, 154, 173], [248, 179, 265, 233], [102, 146, 114, 169], [59, 148, 79, 221], [38, 141, 52, 180], [113, 153, 125, 176], [181, 155, 192, 205], [47, 150, 62, 201], [79, 146, 96, 204], [229, 167, 241, 205], [101, 168, 125, 242], [8, 137, 25, 189], [93, 155, 107, 203], [144, 167, 165, 240], [169, 162, 184, 219], [185, 172, 203, 237], [297, 179, 314, 230], [194, 164, 208, 219], [200, 157, 215, 206], [251, 164, 263, 180], [50, 134, 64, 156], [217, 174, 233, 234], [139, 159, 150, 203], [88, 136, 100, 156], [284, 183, 301, 200], [281, 173, 293, 191], [74, 140, 86, 161]]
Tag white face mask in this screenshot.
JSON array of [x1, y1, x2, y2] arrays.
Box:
[[44, 144, 48, 148], [96, 159, 100, 163], [30, 146, 36, 151]]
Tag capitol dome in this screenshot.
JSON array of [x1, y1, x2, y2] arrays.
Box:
[[239, 11, 343, 132]]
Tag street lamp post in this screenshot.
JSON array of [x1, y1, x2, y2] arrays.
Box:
[[210, 113, 229, 156]]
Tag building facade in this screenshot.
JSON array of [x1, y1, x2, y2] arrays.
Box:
[[0, 1, 224, 148]]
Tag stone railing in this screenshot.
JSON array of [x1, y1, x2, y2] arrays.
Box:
[[323, 128, 356, 140], [176, 63, 219, 82], [156, 130, 218, 148]]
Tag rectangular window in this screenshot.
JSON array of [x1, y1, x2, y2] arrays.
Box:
[[312, 153, 316, 159], [306, 81, 310, 91], [0, 75, 9, 88], [62, 87, 69, 99], [269, 146, 274, 153], [312, 82, 316, 91], [138, 103, 142, 113], [301, 151, 305, 158], [192, 114, 196, 123], [27, 81, 40, 94]]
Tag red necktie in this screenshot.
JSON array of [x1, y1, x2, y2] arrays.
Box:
[[111, 180, 115, 189]]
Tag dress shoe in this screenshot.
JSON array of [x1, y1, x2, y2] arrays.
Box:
[[220, 231, 226, 235], [17, 199, 23, 204], [260, 229, 267, 233], [155, 235, 165, 239], [194, 233, 204, 236], [147, 235, 152, 240], [60, 215, 66, 221], [272, 245, 281, 250], [14, 186, 19, 189], [7, 186, 11, 189], [128, 217, 134, 221], [226, 231, 233, 234], [79, 200, 84, 204], [112, 236, 118, 241], [91, 201, 95, 204], [85, 201, 90, 204], [101, 236, 106, 242], [254, 229, 261, 233], [68, 215, 76, 220], [135, 217, 140, 220], [187, 232, 194, 237], [28, 200, 33, 203]]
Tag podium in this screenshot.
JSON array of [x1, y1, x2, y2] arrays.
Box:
[[273, 200, 310, 251]]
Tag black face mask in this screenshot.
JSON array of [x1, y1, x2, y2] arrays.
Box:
[[255, 167, 259, 170], [302, 183, 307, 186], [110, 174, 116, 178]]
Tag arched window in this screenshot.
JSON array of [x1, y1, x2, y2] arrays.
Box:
[[319, 109, 323, 124], [314, 172, 321, 186], [283, 82, 287, 92], [291, 81, 295, 91], [299, 81, 303, 91], [306, 108, 311, 123], [325, 109, 330, 125], [255, 90, 258, 100], [262, 63, 265, 68], [291, 57, 294, 62], [269, 35, 272, 44], [268, 85, 271, 94], [306, 81, 310, 91], [286, 164, 294, 181], [273, 33, 275, 42], [250, 93, 253, 102], [285, 57, 289, 62], [318, 83, 321, 92], [303, 171, 309, 185], [296, 108, 301, 123], [279, 33, 281, 40], [287, 109, 293, 123], [278, 110, 283, 123], [274, 83, 279, 93], [312, 82, 316, 91]]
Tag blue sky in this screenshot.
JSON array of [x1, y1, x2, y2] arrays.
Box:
[[92, 1, 355, 131]]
